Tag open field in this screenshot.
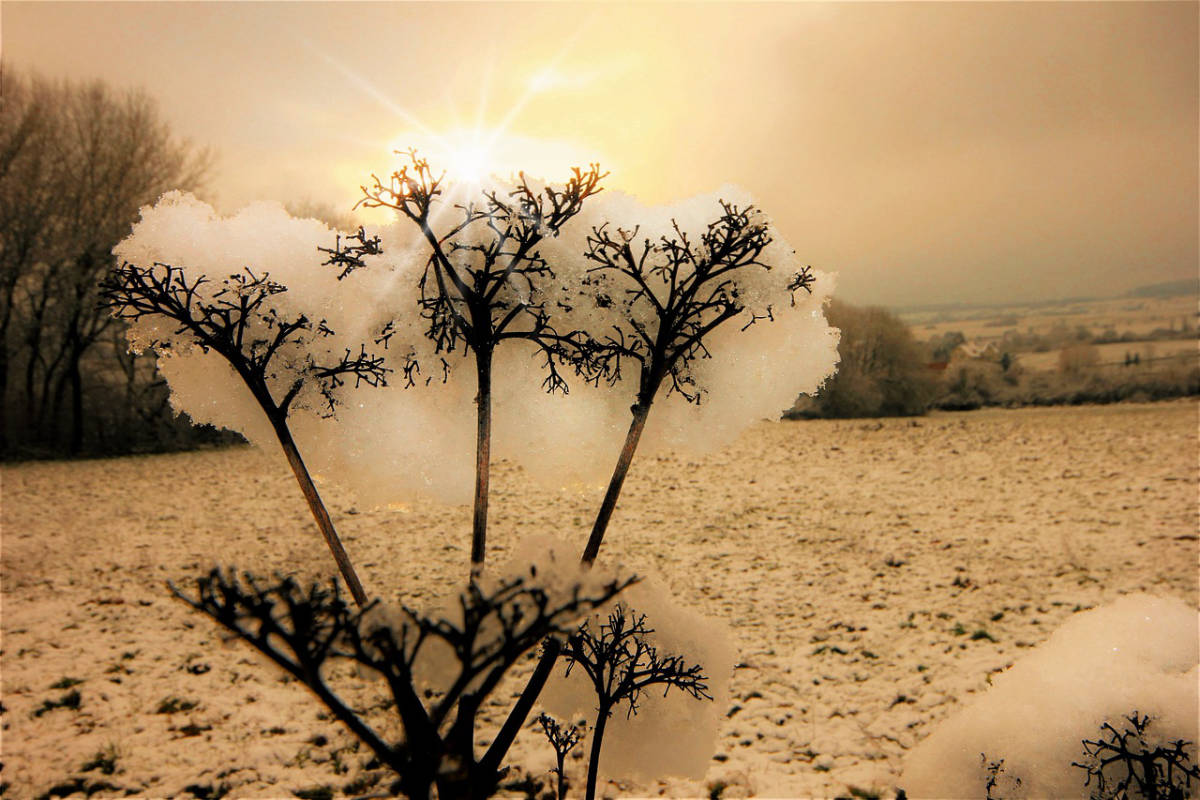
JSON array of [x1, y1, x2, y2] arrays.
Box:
[[901, 294, 1198, 346], [2, 401, 1198, 799], [1016, 337, 1198, 372]]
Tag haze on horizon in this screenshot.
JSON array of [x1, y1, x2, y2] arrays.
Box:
[[3, 1, 1196, 308]]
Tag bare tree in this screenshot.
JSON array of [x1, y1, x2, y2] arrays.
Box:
[[284, 198, 363, 234], [354, 152, 609, 577], [807, 299, 937, 418], [0, 65, 210, 455]]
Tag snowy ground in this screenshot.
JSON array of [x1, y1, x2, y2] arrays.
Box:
[[2, 400, 1197, 799]]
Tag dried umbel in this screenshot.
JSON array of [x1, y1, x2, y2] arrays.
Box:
[[1073, 712, 1200, 800], [101, 262, 389, 417], [538, 713, 585, 800], [109, 159, 836, 797], [174, 567, 636, 799], [101, 197, 398, 605], [561, 604, 712, 800], [352, 152, 614, 575]]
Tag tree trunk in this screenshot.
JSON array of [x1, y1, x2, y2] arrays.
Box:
[[23, 323, 42, 432], [67, 341, 83, 455], [271, 415, 369, 606], [1, 342, 9, 455], [471, 344, 493, 575]]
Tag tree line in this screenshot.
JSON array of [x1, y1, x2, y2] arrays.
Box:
[[789, 299, 1198, 419], [1, 65, 216, 458]]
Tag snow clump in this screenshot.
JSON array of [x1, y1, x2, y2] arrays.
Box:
[[900, 593, 1199, 798]]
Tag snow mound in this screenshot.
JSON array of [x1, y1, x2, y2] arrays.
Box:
[[900, 593, 1199, 798]]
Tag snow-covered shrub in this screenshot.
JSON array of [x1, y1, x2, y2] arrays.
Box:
[[106, 154, 838, 796], [900, 594, 1199, 799]]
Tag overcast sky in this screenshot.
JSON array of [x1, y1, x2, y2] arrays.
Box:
[[3, 1, 1196, 307]]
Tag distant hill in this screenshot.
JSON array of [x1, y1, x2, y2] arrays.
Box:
[[892, 296, 1099, 315], [890, 281, 1197, 315], [1124, 279, 1199, 299]]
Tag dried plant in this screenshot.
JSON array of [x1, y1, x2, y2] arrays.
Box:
[[115, 155, 827, 796], [578, 202, 814, 562], [561, 604, 712, 800], [100, 262, 391, 605], [317, 226, 382, 281], [1073, 711, 1200, 800], [173, 568, 635, 799], [981, 753, 1022, 800], [538, 713, 585, 800], [356, 152, 609, 576], [495, 199, 814, 758]]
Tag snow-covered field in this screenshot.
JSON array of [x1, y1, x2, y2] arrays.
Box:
[[2, 400, 1197, 799]]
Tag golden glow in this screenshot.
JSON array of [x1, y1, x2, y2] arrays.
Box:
[[388, 127, 605, 188]]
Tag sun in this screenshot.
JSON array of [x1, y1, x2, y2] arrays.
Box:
[[448, 140, 492, 185], [389, 127, 604, 189]]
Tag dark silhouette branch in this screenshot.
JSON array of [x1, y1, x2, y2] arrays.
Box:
[[561, 604, 712, 800], [100, 261, 393, 605], [538, 713, 584, 800], [357, 151, 611, 576], [1073, 711, 1200, 800], [489, 197, 814, 768], [174, 567, 636, 799]]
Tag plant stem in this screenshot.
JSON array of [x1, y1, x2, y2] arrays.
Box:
[[581, 401, 651, 564], [479, 638, 562, 775], [471, 344, 493, 576], [585, 708, 609, 800], [271, 416, 368, 607], [483, 398, 655, 774]]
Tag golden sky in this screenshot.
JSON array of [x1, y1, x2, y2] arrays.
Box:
[[3, 1, 1197, 306]]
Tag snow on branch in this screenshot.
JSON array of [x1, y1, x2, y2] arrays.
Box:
[[562, 603, 712, 800], [1073, 711, 1200, 800], [101, 260, 390, 417], [583, 200, 816, 406], [318, 226, 382, 281], [357, 150, 615, 392]]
